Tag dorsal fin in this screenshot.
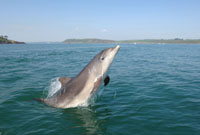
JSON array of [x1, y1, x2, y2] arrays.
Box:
[[59, 77, 72, 87]]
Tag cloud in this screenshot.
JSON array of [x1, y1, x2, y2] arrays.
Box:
[[75, 27, 80, 31], [101, 28, 108, 33]]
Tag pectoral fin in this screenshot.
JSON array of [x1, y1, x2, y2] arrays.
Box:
[[59, 77, 72, 87], [104, 75, 110, 86]]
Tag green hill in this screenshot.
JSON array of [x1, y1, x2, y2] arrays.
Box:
[[0, 36, 25, 44], [117, 39, 200, 44], [63, 38, 115, 44], [63, 38, 200, 44]]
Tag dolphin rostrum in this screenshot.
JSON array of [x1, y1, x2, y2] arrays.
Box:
[[37, 45, 120, 108]]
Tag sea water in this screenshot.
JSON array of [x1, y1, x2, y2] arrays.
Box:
[[0, 43, 200, 135]]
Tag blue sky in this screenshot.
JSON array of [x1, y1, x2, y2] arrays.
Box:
[[1, 0, 200, 42]]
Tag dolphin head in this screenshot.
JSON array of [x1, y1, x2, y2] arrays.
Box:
[[99, 45, 120, 76], [90, 45, 120, 77]]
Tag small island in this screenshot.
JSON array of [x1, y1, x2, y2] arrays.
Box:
[[0, 35, 25, 44], [63, 38, 200, 44]]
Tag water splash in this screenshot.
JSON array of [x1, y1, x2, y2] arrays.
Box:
[[47, 78, 61, 98], [97, 86, 105, 97], [77, 89, 99, 108], [87, 86, 105, 106]]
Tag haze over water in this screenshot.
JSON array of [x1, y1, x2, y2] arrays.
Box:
[[0, 43, 200, 135]]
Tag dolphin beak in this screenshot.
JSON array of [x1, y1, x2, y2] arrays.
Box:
[[113, 45, 120, 52]]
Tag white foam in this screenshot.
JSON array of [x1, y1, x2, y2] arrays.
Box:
[[47, 78, 61, 98], [77, 101, 89, 107]]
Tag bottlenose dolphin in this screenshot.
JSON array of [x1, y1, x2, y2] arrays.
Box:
[[37, 45, 120, 108]]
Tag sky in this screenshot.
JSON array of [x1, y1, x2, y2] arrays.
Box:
[[0, 0, 200, 42]]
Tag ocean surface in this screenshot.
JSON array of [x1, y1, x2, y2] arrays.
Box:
[[0, 43, 200, 135]]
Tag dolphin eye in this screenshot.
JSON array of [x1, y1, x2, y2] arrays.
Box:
[[100, 56, 104, 61]]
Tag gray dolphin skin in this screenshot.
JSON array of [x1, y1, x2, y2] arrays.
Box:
[[38, 45, 120, 108]]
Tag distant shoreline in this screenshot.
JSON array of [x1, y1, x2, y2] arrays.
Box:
[[63, 38, 200, 44], [1, 37, 200, 45]]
